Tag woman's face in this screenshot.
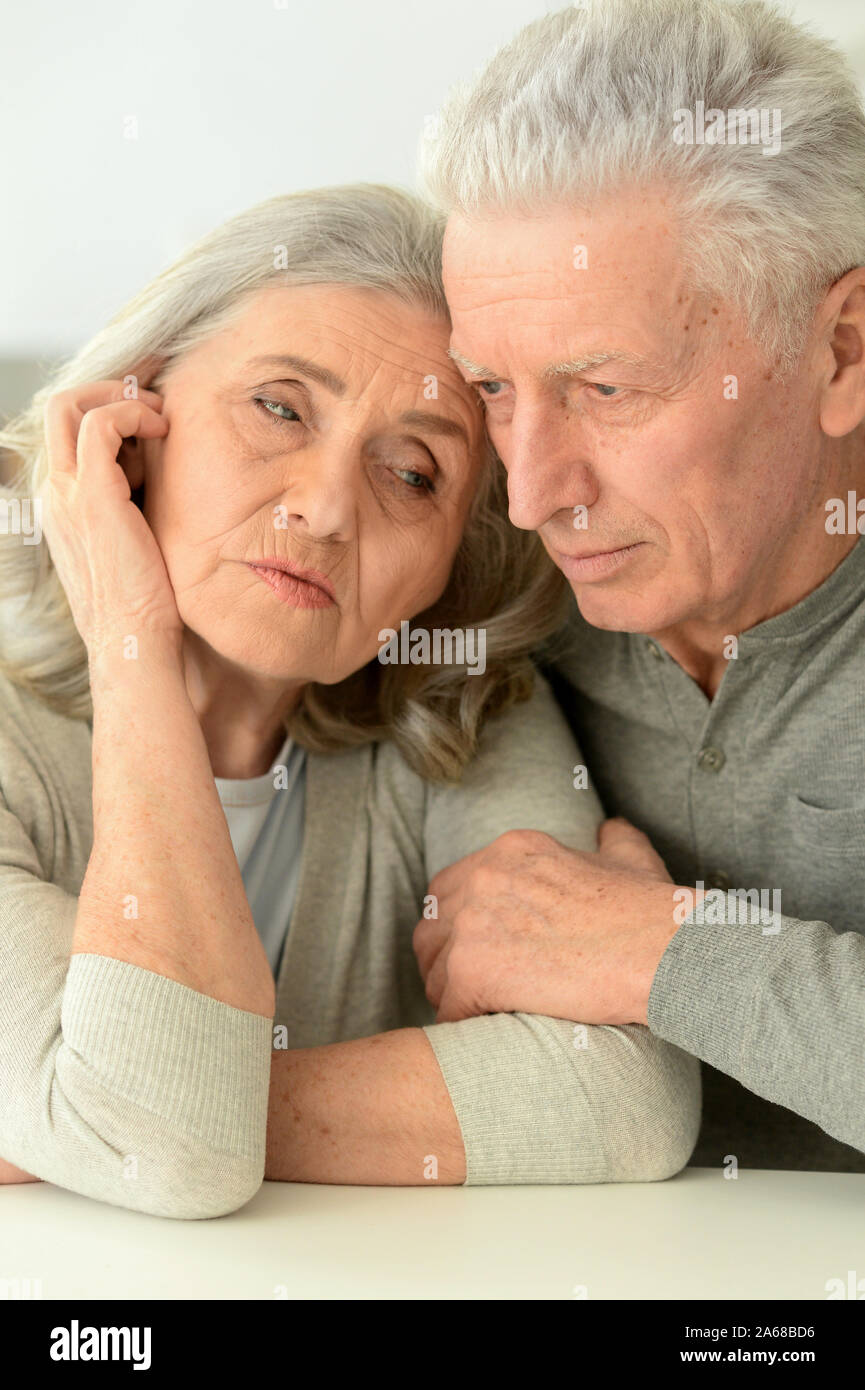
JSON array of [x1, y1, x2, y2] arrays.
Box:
[[139, 283, 485, 684]]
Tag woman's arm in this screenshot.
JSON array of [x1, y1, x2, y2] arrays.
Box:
[[0, 767, 273, 1217], [265, 1030, 465, 1184], [415, 676, 702, 1184], [264, 676, 700, 1186], [39, 378, 275, 1012], [0, 380, 274, 1215], [80, 637, 275, 1015], [264, 1021, 698, 1185], [0, 1158, 40, 1184]]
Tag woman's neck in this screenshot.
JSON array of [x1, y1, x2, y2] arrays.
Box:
[[180, 630, 305, 779]]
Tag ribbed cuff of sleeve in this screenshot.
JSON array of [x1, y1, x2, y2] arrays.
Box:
[[62, 953, 273, 1155], [646, 893, 782, 1070], [422, 1013, 601, 1186]]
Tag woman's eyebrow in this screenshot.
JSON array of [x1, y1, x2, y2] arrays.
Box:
[[398, 409, 468, 445], [246, 359, 467, 442], [246, 354, 347, 396]]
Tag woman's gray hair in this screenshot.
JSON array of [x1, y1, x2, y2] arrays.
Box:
[[0, 184, 568, 783], [418, 0, 865, 375]]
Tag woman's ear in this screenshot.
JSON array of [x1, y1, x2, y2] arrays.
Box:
[[117, 353, 167, 494], [118, 435, 146, 491]]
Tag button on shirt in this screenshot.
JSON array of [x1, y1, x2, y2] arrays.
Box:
[[214, 733, 306, 980]]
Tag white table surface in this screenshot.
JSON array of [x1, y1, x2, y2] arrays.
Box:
[[2, 1167, 863, 1300]]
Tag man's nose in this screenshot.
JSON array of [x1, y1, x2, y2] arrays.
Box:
[[503, 401, 598, 532]]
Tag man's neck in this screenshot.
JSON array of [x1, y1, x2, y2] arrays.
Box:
[[648, 528, 862, 701]]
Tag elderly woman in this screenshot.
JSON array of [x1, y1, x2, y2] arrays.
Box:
[[0, 185, 699, 1216]]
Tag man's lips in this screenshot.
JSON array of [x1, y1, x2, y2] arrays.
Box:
[[246, 558, 336, 600], [552, 542, 645, 581], [558, 543, 641, 560]]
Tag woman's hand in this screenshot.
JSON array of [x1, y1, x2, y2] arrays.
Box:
[[38, 378, 182, 663]]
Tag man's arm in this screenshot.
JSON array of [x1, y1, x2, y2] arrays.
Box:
[[646, 893, 865, 1156], [414, 820, 865, 1158]]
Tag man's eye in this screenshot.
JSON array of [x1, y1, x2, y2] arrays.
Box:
[[394, 467, 433, 492], [477, 380, 505, 396], [256, 397, 302, 423], [589, 383, 621, 398]]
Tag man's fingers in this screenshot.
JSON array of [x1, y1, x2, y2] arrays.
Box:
[[423, 944, 450, 1009], [596, 817, 670, 878], [412, 913, 449, 978], [426, 842, 490, 900]]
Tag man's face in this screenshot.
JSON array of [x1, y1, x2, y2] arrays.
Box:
[[442, 191, 827, 636]]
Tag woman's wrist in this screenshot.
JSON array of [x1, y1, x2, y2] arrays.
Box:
[[88, 628, 186, 700]]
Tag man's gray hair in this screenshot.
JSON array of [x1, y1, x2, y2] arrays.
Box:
[[418, 0, 865, 373]]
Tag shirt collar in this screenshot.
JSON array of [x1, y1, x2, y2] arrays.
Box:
[[739, 535, 865, 646]]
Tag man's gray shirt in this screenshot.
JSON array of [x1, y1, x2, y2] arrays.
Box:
[[545, 534, 865, 1171]]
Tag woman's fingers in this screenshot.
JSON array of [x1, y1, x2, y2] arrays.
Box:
[[38, 378, 182, 655], [44, 380, 164, 476], [75, 401, 168, 491]]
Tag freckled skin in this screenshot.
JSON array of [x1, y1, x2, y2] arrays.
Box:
[[442, 191, 865, 694]]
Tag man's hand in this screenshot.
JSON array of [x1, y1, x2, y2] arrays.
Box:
[[413, 818, 685, 1027]]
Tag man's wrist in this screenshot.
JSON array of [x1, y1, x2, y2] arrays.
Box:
[[631, 883, 687, 1025]]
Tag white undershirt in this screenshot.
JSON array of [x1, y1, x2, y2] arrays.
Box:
[[214, 732, 307, 980]]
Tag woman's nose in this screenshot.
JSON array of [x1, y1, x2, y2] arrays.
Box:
[[273, 437, 358, 542]]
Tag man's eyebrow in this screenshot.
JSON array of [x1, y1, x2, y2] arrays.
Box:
[[448, 347, 499, 379], [541, 350, 655, 379], [246, 354, 347, 396], [398, 409, 468, 445], [449, 346, 659, 381]]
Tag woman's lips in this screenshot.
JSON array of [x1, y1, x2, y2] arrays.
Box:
[[246, 561, 336, 609]]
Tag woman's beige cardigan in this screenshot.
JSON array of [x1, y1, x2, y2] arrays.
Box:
[[0, 670, 700, 1217]]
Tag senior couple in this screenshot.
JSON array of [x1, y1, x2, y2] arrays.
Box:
[[1, 0, 864, 1216]]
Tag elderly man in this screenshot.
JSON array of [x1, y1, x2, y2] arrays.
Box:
[[415, 0, 865, 1171]]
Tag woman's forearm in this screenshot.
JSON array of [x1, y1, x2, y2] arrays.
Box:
[[74, 637, 275, 1016], [265, 1029, 466, 1184], [0, 1158, 40, 1184]]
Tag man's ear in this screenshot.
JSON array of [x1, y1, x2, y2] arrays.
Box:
[[818, 268, 865, 438]]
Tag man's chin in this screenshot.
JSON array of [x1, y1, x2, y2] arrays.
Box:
[[569, 586, 672, 635]]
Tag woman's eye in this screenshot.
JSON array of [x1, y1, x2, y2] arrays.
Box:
[[394, 467, 433, 492], [256, 397, 302, 423]]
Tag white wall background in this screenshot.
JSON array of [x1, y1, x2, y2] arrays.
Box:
[[2, 0, 865, 359]]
